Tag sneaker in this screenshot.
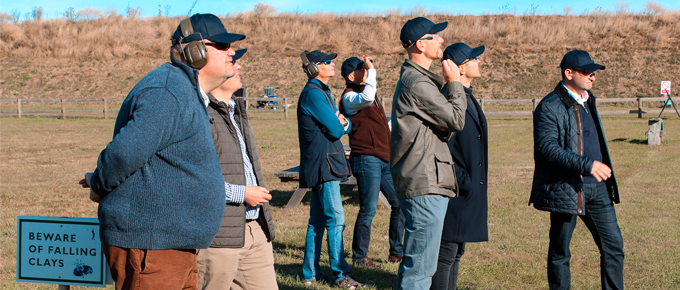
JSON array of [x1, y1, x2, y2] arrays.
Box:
[[388, 255, 403, 263], [335, 276, 367, 289], [353, 257, 379, 268]]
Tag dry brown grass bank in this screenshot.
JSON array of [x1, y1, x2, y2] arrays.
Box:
[[2, 12, 680, 58], [1, 11, 680, 102]]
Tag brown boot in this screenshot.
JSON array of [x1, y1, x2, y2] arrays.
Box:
[[353, 257, 379, 267], [388, 255, 403, 263]]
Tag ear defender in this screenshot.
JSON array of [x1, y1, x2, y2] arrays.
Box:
[[300, 50, 319, 79], [180, 18, 208, 69]]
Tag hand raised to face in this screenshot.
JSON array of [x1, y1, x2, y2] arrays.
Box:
[[442, 59, 461, 83]]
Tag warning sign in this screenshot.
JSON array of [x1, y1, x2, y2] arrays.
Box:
[[16, 216, 111, 287], [661, 81, 671, 95]]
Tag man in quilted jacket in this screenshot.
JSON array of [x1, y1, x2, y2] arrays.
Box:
[[530, 50, 624, 290]]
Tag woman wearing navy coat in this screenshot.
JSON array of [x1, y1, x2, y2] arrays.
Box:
[[431, 43, 489, 290]]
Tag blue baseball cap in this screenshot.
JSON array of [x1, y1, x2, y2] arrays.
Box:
[[171, 13, 245, 45], [400, 17, 448, 48], [341, 57, 365, 77], [443, 43, 485, 66], [305, 50, 337, 63], [559, 50, 605, 71]]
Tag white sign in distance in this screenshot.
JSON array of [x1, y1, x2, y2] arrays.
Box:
[[661, 81, 671, 95], [16, 216, 111, 287]]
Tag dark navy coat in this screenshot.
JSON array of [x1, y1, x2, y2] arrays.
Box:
[[442, 86, 489, 243], [529, 83, 619, 215], [297, 79, 350, 188]]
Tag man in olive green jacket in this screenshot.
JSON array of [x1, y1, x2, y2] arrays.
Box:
[[391, 17, 467, 290]]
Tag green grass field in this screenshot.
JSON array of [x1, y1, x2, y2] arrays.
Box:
[[1, 114, 679, 289]]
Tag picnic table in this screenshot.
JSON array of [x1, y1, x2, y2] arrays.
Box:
[[275, 165, 391, 210]]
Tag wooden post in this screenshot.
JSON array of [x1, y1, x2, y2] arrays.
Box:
[[480, 98, 485, 112], [61, 99, 66, 119], [104, 98, 108, 119], [637, 97, 642, 119], [17, 98, 21, 119], [532, 99, 537, 112], [283, 97, 288, 120]]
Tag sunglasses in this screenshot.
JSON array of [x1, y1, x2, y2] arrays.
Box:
[[572, 68, 596, 77], [419, 33, 440, 41], [461, 56, 480, 65], [316, 60, 332, 65], [204, 42, 231, 51]]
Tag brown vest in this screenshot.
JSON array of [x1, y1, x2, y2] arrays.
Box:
[[341, 85, 391, 162]]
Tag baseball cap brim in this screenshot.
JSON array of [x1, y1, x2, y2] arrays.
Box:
[[321, 53, 338, 62], [204, 32, 246, 44], [579, 63, 606, 71], [307, 51, 338, 63], [428, 22, 448, 34], [233, 49, 247, 62], [182, 32, 245, 44], [468, 45, 485, 59]]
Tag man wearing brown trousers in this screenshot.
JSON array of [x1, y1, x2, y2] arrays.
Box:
[[79, 13, 241, 290]]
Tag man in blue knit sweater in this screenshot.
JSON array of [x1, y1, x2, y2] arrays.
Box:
[[79, 14, 242, 290]]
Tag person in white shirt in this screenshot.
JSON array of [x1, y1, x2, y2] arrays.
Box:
[[340, 56, 405, 267]]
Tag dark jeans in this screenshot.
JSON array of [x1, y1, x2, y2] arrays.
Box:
[[431, 241, 465, 290], [349, 155, 404, 260], [548, 182, 624, 290]]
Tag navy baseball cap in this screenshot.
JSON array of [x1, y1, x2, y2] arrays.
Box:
[[400, 17, 448, 48], [171, 13, 245, 45], [233, 48, 247, 63], [305, 50, 337, 63], [341, 57, 365, 77], [559, 50, 605, 71], [443, 43, 485, 66]]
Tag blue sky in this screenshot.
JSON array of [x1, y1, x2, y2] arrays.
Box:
[[2, 0, 679, 19]]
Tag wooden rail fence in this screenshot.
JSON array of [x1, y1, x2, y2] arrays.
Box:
[[1, 96, 672, 119]]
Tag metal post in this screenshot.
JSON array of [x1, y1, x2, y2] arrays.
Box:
[[17, 98, 21, 119], [104, 98, 108, 119], [637, 97, 642, 119], [61, 99, 66, 119], [283, 97, 288, 119]]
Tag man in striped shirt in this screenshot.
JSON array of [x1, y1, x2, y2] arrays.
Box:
[[197, 49, 278, 290]]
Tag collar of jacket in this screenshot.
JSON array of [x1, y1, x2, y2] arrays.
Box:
[[403, 58, 446, 90], [207, 93, 246, 115], [554, 81, 596, 108], [308, 78, 331, 91], [346, 82, 365, 93], [171, 60, 199, 88], [171, 60, 206, 113], [463, 85, 473, 97]]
